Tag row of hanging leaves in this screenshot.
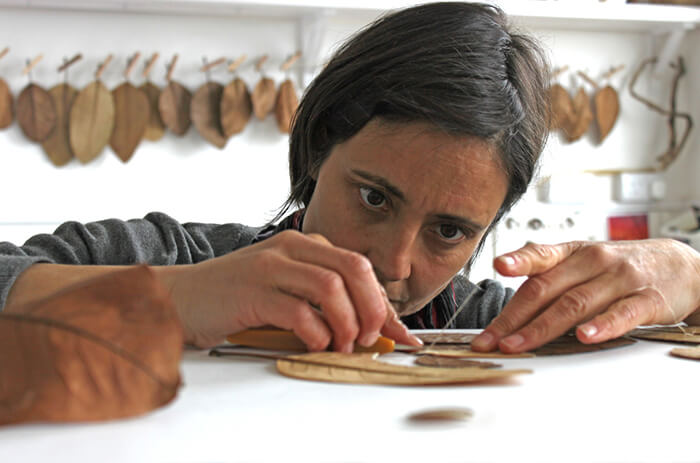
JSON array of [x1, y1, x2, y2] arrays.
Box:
[[0, 49, 301, 166]]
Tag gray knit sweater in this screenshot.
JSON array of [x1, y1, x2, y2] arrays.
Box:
[[0, 212, 511, 328]]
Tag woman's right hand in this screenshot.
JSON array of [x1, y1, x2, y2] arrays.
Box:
[[161, 230, 422, 351]]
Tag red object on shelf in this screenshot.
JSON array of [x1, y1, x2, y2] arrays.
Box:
[[607, 214, 649, 241]]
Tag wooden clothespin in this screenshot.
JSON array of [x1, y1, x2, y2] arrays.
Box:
[[227, 54, 247, 73], [142, 52, 159, 79], [280, 50, 302, 72], [96, 54, 113, 80], [124, 52, 141, 79], [57, 53, 82, 73], [166, 54, 178, 82], [22, 54, 43, 76]]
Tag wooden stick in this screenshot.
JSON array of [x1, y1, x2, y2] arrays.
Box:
[[602, 64, 625, 80], [200, 56, 225, 72], [255, 55, 268, 72], [577, 70, 599, 90], [96, 54, 113, 80], [124, 52, 141, 79], [553, 65, 569, 78], [227, 54, 247, 72], [22, 54, 43, 76], [0, 47, 8, 61], [57, 53, 82, 73], [166, 54, 178, 82], [280, 50, 302, 71], [142, 52, 159, 78]]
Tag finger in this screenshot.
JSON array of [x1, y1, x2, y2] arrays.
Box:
[[493, 241, 586, 277], [576, 286, 668, 344], [494, 272, 628, 353], [379, 297, 423, 347], [250, 292, 333, 352], [283, 232, 388, 345], [269, 256, 360, 353]]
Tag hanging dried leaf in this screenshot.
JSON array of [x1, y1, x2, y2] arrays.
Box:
[[274, 79, 298, 134], [251, 77, 276, 120], [191, 81, 226, 149], [0, 266, 183, 425], [16, 83, 57, 142], [670, 346, 700, 360], [140, 82, 165, 141], [562, 87, 593, 142], [41, 83, 77, 167], [0, 78, 12, 129], [549, 83, 573, 131], [110, 82, 150, 162], [159, 81, 191, 136], [220, 77, 252, 137], [414, 355, 501, 369], [69, 81, 115, 164], [594, 85, 619, 143], [628, 326, 700, 344], [276, 352, 531, 385]]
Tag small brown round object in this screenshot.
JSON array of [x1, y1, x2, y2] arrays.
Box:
[[407, 407, 474, 423]]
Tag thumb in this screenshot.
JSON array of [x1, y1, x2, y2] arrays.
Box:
[[493, 241, 586, 277]]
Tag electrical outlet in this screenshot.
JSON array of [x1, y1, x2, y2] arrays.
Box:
[[613, 172, 666, 203]]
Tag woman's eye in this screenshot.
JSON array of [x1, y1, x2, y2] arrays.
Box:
[[436, 223, 465, 242], [359, 186, 387, 208]]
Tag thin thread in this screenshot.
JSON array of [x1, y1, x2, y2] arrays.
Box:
[[427, 281, 486, 350]]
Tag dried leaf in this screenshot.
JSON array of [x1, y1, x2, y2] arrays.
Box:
[[191, 82, 226, 149], [415, 332, 477, 345], [159, 81, 191, 136], [226, 328, 396, 354], [533, 334, 636, 355], [419, 348, 533, 359], [41, 83, 77, 167], [407, 408, 473, 422], [549, 83, 573, 130], [16, 83, 57, 142], [0, 78, 12, 129], [594, 85, 619, 143], [251, 77, 276, 120], [670, 346, 700, 360], [276, 352, 530, 385], [628, 327, 700, 344], [140, 82, 165, 141], [220, 77, 252, 137], [69, 81, 115, 164], [0, 266, 183, 425], [110, 82, 150, 162], [274, 79, 298, 134], [414, 355, 501, 369], [562, 87, 593, 142]]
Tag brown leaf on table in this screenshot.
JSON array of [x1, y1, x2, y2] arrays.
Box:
[[628, 326, 700, 344], [0, 266, 183, 426], [0, 78, 12, 129], [549, 83, 573, 131], [274, 79, 298, 134], [251, 77, 275, 120], [41, 83, 77, 167], [220, 77, 252, 137], [415, 332, 477, 345], [594, 85, 619, 143], [562, 87, 593, 142], [16, 83, 57, 142], [276, 352, 530, 386], [69, 81, 115, 164], [532, 334, 636, 355], [191, 81, 226, 149], [414, 355, 501, 369], [110, 82, 150, 162], [670, 346, 700, 360], [140, 82, 165, 141], [159, 80, 191, 136]]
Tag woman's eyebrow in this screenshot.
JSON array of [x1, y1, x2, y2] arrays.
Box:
[[351, 169, 487, 231], [351, 169, 406, 202]]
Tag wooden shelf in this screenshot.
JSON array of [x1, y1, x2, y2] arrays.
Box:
[[1, 0, 699, 31]]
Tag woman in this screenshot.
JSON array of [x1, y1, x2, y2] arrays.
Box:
[[1, 3, 698, 354]]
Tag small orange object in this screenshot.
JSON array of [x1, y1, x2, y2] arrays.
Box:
[[226, 328, 396, 354]]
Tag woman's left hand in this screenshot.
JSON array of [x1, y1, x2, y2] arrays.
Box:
[[471, 238, 700, 353]]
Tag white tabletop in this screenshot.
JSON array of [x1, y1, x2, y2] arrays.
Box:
[[1, 330, 698, 463]]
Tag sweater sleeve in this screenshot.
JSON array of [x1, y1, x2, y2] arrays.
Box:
[[0, 212, 260, 310], [452, 275, 514, 328]]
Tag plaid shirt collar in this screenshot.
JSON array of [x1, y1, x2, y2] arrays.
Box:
[[252, 209, 457, 329]]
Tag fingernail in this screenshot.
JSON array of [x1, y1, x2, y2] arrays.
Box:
[[408, 332, 423, 346], [498, 255, 516, 266], [472, 331, 495, 350], [501, 334, 524, 349], [578, 324, 598, 339], [358, 331, 379, 347]]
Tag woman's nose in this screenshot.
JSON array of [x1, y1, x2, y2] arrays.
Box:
[[368, 230, 416, 283]]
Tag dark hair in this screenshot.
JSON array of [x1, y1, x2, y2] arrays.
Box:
[[279, 2, 550, 264]]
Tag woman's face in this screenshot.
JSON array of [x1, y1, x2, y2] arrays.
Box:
[[302, 119, 508, 317]]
